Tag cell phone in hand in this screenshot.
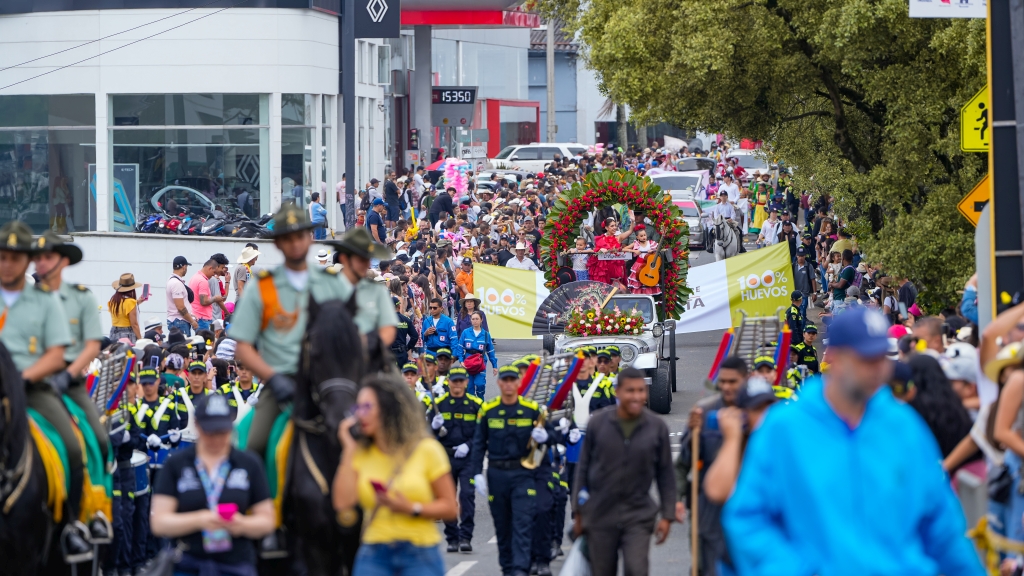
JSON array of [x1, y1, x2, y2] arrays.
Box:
[[140, 283, 150, 303], [371, 480, 387, 494]]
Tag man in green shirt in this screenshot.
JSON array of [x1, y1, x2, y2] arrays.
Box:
[[327, 227, 399, 346], [32, 231, 107, 461], [227, 203, 354, 458], [0, 221, 96, 554]]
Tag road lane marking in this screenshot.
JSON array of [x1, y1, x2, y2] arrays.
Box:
[[446, 561, 478, 576]]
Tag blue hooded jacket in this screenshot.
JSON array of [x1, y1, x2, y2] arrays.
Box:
[[722, 377, 983, 576]]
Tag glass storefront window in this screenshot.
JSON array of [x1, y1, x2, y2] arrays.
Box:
[[432, 39, 458, 86], [111, 94, 261, 126], [0, 95, 97, 233], [281, 127, 312, 207], [499, 106, 538, 149]]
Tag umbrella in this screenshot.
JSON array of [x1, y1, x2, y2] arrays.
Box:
[[426, 157, 451, 171], [531, 280, 616, 336]]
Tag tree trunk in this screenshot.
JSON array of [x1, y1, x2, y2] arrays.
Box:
[[636, 124, 647, 149], [617, 104, 629, 151]]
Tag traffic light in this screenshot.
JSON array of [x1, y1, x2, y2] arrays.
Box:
[[409, 128, 420, 150]]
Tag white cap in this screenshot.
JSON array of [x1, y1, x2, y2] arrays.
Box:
[[515, 242, 527, 250]]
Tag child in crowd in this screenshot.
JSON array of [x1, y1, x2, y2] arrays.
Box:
[[626, 226, 661, 295], [569, 236, 591, 281]]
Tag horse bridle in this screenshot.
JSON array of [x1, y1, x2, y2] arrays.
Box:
[[292, 377, 359, 497], [0, 396, 31, 516], [715, 219, 735, 250]]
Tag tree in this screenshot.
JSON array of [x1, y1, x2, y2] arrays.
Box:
[[540, 0, 986, 309]]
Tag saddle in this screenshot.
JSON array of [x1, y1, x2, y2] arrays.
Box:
[[25, 400, 112, 525], [234, 407, 293, 528]]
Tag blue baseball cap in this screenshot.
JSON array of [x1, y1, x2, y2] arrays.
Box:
[[371, 198, 386, 206], [827, 307, 890, 358]]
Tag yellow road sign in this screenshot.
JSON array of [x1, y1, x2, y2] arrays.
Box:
[[961, 86, 990, 152], [958, 174, 990, 226]]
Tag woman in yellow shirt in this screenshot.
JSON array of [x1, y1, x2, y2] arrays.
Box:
[[333, 376, 457, 576], [108, 273, 142, 343]]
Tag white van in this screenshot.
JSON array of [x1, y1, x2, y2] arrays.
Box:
[[487, 143, 588, 172]]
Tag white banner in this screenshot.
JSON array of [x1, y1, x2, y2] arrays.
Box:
[[909, 0, 985, 18], [674, 260, 733, 333]]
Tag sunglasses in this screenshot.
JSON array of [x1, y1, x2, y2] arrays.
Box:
[[353, 402, 374, 414], [430, 305, 440, 310]]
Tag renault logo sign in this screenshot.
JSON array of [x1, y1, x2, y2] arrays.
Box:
[[367, 0, 388, 23]]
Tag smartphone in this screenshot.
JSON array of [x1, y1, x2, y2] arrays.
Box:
[[370, 480, 387, 494], [140, 283, 151, 303], [898, 302, 908, 320], [217, 503, 238, 521]]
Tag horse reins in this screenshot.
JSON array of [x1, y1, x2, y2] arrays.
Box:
[[0, 397, 31, 515], [292, 377, 359, 497]]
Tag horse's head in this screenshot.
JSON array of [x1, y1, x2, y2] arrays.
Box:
[[299, 296, 367, 433]]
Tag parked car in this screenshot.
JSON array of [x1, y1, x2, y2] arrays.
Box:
[[726, 152, 775, 183], [650, 171, 710, 201], [675, 157, 717, 172], [542, 294, 677, 414], [150, 185, 218, 216], [675, 200, 708, 250], [487, 143, 589, 172]]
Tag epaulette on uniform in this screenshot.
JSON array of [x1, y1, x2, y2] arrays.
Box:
[[257, 269, 272, 279], [519, 397, 539, 410], [479, 397, 502, 416], [75, 284, 89, 292], [466, 394, 483, 405]]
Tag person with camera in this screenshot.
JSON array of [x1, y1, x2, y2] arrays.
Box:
[[676, 355, 746, 576]]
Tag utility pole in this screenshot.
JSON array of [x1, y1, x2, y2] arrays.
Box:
[[342, 0, 356, 230], [546, 20, 557, 142]]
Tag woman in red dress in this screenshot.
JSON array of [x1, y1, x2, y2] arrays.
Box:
[[588, 216, 635, 287]]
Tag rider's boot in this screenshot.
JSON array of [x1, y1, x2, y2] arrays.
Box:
[[61, 521, 95, 564], [87, 511, 113, 544]]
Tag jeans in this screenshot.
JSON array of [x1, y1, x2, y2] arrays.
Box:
[[1003, 451, 1024, 542], [353, 542, 445, 576], [168, 318, 192, 336], [196, 318, 212, 331]]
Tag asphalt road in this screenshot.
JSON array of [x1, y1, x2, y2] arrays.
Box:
[[439, 331, 726, 576]]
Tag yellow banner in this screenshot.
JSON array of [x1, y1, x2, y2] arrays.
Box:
[[724, 242, 795, 326], [472, 263, 547, 339]]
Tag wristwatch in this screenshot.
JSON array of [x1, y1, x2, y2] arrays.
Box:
[[411, 502, 423, 518]]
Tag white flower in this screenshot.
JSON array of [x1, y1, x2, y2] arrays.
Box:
[[633, 329, 640, 334]]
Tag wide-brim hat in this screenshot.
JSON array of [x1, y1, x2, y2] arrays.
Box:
[[237, 245, 261, 263], [985, 342, 1024, 383], [0, 221, 38, 254], [112, 273, 143, 293], [268, 202, 317, 238], [34, 231, 83, 265], [324, 227, 393, 261]]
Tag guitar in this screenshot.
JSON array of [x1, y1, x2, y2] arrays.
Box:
[[638, 251, 662, 287]]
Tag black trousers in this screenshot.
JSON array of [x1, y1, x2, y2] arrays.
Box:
[[488, 467, 536, 574], [586, 518, 656, 576], [530, 468, 556, 564], [551, 469, 569, 547], [105, 465, 135, 573], [443, 456, 476, 543]]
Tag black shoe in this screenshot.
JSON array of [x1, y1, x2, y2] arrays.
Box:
[[512, 571, 530, 576], [447, 542, 459, 553], [87, 512, 112, 544], [61, 522, 94, 564], [536, 563, 552, 576], [529, 562, 538, 575], [551, 541, 562, 558], [459, 540, 472, 552]]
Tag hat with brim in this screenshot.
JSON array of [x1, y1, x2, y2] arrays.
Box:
[[195, 393, 234, 433], [985, 342, 1024, 383], [402, 363, 419, 374], [325, 227, 393, 260], [735, 376, 778, 409], [498, 365, 520, 380], [463, 295, 481, 305], [268, 203, 317, 238], [0, 221, 38, 254], [34, 230, 82, 265], [112, 273, 143, 293], [237, 245, 261, 263], [448, 367, 469, 381], [436, 348, 453, 359], [138, 368, 159, 384]]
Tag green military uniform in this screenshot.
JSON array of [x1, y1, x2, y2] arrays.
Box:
[[57, 281, 109, 460], [324, 226, 397, 335], [225, 203, 354, 458]]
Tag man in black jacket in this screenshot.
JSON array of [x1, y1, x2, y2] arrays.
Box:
[[429, 186, 456, 227], [572, 368, 676, 576]]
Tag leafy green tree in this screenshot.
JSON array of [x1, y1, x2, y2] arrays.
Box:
[[541, 0, 986, 309]]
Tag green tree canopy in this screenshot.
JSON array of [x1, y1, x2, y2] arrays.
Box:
[[541, 0, 986, 309]]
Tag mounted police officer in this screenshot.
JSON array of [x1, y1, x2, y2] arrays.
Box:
[[430, 367, 482, 554], [228, 203, 354, 459], [325, 227, 399, 356], [471, 365, 555, 576], [0, 221, 98, 557]]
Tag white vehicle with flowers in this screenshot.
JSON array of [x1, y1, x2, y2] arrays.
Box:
[[540, 294, 677, 414]]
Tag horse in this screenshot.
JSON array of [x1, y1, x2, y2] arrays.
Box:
[[713, 214, 742, 261], [0, 342, 59, 576], [281, 295, 371, 576]]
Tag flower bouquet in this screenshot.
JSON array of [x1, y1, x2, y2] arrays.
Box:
[[564, 307, 645, 337]]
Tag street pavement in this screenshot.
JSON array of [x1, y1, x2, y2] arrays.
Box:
[[440, 331, 726, 576]]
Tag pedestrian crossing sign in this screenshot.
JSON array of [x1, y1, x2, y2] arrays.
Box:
[[957, 174, 990, 227], [961, 86, 989, 152]]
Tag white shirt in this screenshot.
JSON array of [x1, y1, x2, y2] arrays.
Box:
[[760, 219, 782, 245], [0, 288, 20, 307], [505, 256, 540, 271], [284, 268, 309, 292], [413, 173, 425, 195], [707, 202, 738, 221], [720, 182, 740, 203], [368, 186, 382, 201]]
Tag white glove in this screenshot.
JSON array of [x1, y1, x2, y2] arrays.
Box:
[[557, 417, 570, 434], [246, 394, 259, 406], [568, 429, 582, 444], [454, 443, 469, 458], [121, 430, 130, 444], [432, 382, 446, 396], [168, 429, 181, 443], [431, 413, 445, 430], [531, 427, 549, 444], [146, 434, 161, 450], [474, 473, 488, 497]]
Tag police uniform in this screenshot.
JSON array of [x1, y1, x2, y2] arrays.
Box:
[[391, 308, 419, 368], [786, 294, 805, 336], [173, 366, 213, 433], [433, 368, 483, 550], [106, 407, 138, 575], [227, 204, 354, 458], [471, 370, 554, 576], [791, 325, 820, 374]]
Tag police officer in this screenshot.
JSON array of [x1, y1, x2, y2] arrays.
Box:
[[595, 348, 617, 381], [326, 227, 399, 348], [107, 401, 139, 575], [786, 291, 805, 336], [32, 231, 107, 463], [605, 345, 622, 373], [228, 203, 354, 459], [402, 362, 431, 405], [416, 351, 448, 399], [431, 367, 482, 553], [173, 360, 213, 434], [574, 347, 616, 414], [791, 323, 820, 374], [0, 221, 96, 555], [471, 365, 555, 576], [391, 296, 419, 368], [436, 347, 455, 381], [232, 361, 262, 404]]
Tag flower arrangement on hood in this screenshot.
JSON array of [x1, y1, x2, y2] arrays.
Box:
[[564, 307, 645, 337]]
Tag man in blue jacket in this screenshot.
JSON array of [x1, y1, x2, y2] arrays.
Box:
[[422, 297, 458, 354], [722, 307, 983, 576]]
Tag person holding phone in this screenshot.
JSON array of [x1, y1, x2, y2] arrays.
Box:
[[333, 375, 458, 576], [151, 393, 275, 575]]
